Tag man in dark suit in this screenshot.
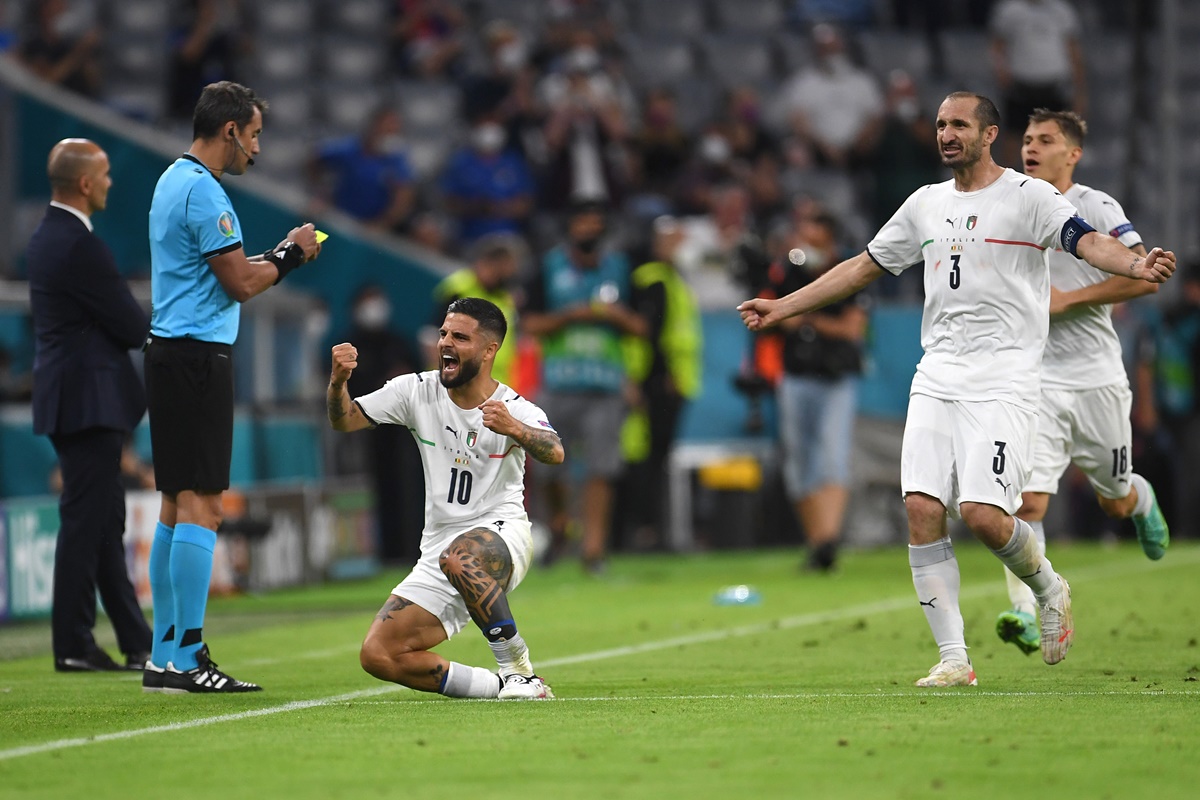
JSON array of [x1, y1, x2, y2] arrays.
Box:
[[27, 138, 153, 672]]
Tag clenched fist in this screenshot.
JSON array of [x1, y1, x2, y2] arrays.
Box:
[[331, 342, 358, 385]]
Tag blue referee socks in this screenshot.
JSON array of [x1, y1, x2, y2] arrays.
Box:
[[148, 521, 175, 667], [169, 523, 218, 671]]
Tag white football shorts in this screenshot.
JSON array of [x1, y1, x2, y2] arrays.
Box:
[[1026, 382, 1134, 499], [901, 394, 1036, 516], [390, 518, 534, 639]]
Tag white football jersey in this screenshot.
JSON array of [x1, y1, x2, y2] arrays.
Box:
[[1040, 183, 1142, 391], [355, 371, 556, 559], [868, 168, 1078, 410]]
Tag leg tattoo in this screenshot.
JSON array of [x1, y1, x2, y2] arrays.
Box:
[[439, 529, 515, 631], [375, 594, 415, 623]]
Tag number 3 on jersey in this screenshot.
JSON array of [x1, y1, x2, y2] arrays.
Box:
[[447, 467, 473, 504], [949, 254, 961, 290]]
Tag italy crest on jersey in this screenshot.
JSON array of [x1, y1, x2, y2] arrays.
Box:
[[466, 430, 478, 447], [966, 215, 978, 230]]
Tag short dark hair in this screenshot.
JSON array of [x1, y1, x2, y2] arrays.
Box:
[[193, 81, 268, 141], [446, 297, 508, 344], [1028, 108, 1088, 146], [945, 91, 1001, 131]]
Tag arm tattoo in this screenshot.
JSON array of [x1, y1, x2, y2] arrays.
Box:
[[327, 382, 349, 424], [512, 423, 562, 464], [375, 594, 415, 623], [438, 529, 515, 628]]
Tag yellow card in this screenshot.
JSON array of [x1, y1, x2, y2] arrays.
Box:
[[315, 230, 329, 243]]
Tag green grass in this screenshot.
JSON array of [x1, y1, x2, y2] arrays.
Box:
[[2, 542, 1198, 799]]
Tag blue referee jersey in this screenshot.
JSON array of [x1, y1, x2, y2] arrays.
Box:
[[149, 155, 244, 344]]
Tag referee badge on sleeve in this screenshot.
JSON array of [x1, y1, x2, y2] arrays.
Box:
[[218, 211, 235, 237]]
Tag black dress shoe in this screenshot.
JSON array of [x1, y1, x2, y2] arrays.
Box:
[[55, 649, 123, 672], [124, 651, 151, 671]]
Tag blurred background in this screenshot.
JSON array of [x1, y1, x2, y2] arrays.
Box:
[[0, 0, 1196, 618]]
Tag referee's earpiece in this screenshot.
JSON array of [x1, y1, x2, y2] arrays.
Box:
[[227, 125, 254, 166]]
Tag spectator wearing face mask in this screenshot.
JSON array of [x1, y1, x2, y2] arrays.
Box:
[[538, 34, 629, 209], [339, 284, 425, 564], [755, 206, 869, 572], [521, 199, 648, 573], [864, 70, 945, 232], [438, 112, 535, 246], [772, 23, 884, 169], [308, 106, 417, 234]]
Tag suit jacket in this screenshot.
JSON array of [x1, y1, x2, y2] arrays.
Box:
[[28, 206, 150, 436]]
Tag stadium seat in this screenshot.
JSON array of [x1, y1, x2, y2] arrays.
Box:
[[670, 75, 719, 133], [622, 34, 697, 87], [699, 34, 777, 88], [109, 0, 169, 36], [104, 38, 166, 82], [256, 134, 311, 184], [937, 30, 994, 87], [319, 36, 387, 83], [773, 32, 813, 76], [319, 84, 382, 132], [323, 0, 390, 34], [1085, 34, 1133, 82], [407, 135, 456, 181], [395, 80, 462, 134], [263, 88, 314, 130], [253, 0, 316, 35], [859, 30, 932, 83], [711, 0, 786, 33], [257, 43, 316, 84], [630, 0, 709, 37]]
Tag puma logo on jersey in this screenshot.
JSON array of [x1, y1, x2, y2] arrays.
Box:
[[445, 426, 458, 438], [919, 597, 937, 608], [995, 477, 1012, 493]]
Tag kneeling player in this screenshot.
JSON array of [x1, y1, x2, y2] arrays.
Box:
[[328, 297, 564, 699]]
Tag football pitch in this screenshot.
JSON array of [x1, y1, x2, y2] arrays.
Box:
[[1, 542, 1197, 799]]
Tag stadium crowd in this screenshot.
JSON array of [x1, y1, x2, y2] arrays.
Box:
[[3, 0, 1196, 563]]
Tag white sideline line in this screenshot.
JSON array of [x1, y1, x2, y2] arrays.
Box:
[[2, 549, 1196, 762], [347, 689, 1200, 703], [0, 686, 400, 761]]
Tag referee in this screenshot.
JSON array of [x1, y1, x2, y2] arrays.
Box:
[[142, 81, 321, 694]]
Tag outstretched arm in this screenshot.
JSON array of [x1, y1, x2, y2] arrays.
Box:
[[738, 251, 882, 331], [1076, 232, 1174, 283], [1049, 244, 1155, 316], [479, 400, 564, 465]]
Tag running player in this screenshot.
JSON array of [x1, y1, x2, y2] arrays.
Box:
[[995, 109, 1170, 656], [327, 297, 563, 699], [738, 92, 1175, 687]]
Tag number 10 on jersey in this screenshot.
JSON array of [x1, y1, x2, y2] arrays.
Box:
[[447, 467, 473, 504]]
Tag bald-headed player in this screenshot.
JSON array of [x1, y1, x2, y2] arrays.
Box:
[[27, 139, 154, 672], [993, 109, 1170, 657]]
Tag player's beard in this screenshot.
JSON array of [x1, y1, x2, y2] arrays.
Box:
[[941, 133, 984, 170], [439, 354, 482, 388]]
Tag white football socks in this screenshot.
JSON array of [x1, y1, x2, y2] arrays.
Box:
[[1004, 519, 1044, 616], [441, 662, 501, 698], [488, 632, 533, 677], [909, 537, 968, 664], [994, 517, 1059, 603], [1130, 473, 1154, 518]]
